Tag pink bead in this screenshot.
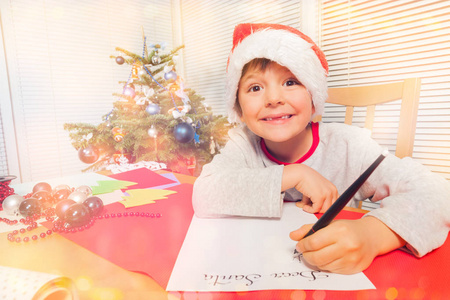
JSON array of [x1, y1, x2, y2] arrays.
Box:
[[111, 213, 116, 218], [20, 228, 26, 234], [23, 237, 30, 242], [40, 232, 46, 238], [32, 235, 38, 240], [15, 237, 21, 243], [129, 212, 135, 216], [117, 213, 122, 217], [46, 230, 52, 235]]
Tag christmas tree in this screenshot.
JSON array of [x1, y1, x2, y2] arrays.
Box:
[[64, 31, 229, 176]]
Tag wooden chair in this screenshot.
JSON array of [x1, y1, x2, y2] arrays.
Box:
[[314, 78, 422, 208], [314, 78, 421, 158]]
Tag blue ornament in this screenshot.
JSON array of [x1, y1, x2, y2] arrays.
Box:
[[194, 132, 200, 144], [174, 122, 195, 143], [145, 103, 161, 115], [164, 70, 177, 81]]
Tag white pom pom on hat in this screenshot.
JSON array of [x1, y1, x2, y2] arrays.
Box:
[[225, 23, 329, 124]]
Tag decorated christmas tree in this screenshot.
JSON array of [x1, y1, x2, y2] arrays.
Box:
[[64, 31, 229, 175]]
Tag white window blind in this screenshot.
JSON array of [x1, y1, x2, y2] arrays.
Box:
[[180, 0, 303, 116], [320, 0, 450, 180], [1, 0, 174, 182]]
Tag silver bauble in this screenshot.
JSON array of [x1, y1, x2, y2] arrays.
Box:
[[148, 126, 158, 138], [75, 185, 93, 197], [68, 191, 88, 204], [2, 194, 26, 216]]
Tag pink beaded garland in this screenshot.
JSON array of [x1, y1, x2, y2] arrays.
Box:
[[2, 182, 162, 244]]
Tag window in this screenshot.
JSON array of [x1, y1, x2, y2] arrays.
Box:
[[321, 0, 450, 180], [0, 0, 174, 182]]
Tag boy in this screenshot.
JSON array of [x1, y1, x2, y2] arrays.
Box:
[[192, 23, 450, 274]]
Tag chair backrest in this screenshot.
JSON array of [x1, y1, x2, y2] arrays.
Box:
[[314, 78, 421, 158]]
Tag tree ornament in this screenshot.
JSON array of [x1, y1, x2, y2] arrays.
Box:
[[33, 182, 52, 194], [147, 125, 158, 138], [138, 68, 147, 78], [19, 198, 41, 217], [112, 152, 131, 164], [55, 199, 76, 219], [145, 103, 161, 115], [2, 194, 25, 216], [78, 145, 100, 164], [115, 56, 125, 65], [131, 63, 140, 80], [143, 87, 155, 98], [32, 190, 53, 209], [68, 191, 88, 204], [164, 70, 177, 81], [123, 86, 136, 99], [64, 203, 90, 227], [83, 196, 104, 217], [174, 122, 195, 143], [75, 185, 93, 197], [151, 54, 161, 65], [112, 127, 126, 142], [53, 188, 71, 202]]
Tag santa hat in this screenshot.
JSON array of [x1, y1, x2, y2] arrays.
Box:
[[226, 23, 329, 124]]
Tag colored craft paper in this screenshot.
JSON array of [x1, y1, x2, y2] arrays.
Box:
[[94, 190, 125, 206], [40, 183, 194, 288], [107, 168, 176, 190], [119, 189, 177, 208], [152, 173, 181, 190], [167, 202, 375, 292], [91, 180, 137, 195]]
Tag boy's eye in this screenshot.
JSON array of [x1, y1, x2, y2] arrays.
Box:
[[248, 85, 262, 92], [284, 79, 300, 86]]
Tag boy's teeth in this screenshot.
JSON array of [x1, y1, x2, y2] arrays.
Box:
[[265, 115, 290, 121]]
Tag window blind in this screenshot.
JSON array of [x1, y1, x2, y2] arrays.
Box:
[[180, 0, 303, 116], [320, 0, 450, 180], [0, 0, 174, 182]]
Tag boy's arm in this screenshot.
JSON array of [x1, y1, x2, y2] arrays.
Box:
[[192, 129, 285, 218], [282, 164, 338, 213]]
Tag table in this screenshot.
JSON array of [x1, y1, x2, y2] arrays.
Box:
[[1, 170, 449, 299]]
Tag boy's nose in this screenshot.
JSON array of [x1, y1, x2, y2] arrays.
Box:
[[265, 89, 285, 107]]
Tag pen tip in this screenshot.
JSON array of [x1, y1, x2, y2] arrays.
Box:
[[382, 149, 389, 156]]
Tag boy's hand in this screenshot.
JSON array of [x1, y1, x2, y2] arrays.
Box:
[[289, 217, 406, 274], [282, 164, 338, 213]]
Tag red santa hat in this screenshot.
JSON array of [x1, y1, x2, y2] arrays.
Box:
[[226, 23, 329, 123]]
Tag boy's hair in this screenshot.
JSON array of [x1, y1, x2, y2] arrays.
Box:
[[226, 23, 328, 124]]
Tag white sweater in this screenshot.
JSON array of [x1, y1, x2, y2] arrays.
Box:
[[193, 122, 450, 257]]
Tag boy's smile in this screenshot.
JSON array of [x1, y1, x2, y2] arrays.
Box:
[[237, 62, 315, 162]]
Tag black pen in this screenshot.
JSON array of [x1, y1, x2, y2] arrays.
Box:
[[294, 149, 388, 257]]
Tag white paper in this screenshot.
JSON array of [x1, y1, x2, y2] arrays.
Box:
[[167, 202, 375, 292]]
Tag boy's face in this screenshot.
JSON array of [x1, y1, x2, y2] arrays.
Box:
[[237, 62, 315, 145]]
